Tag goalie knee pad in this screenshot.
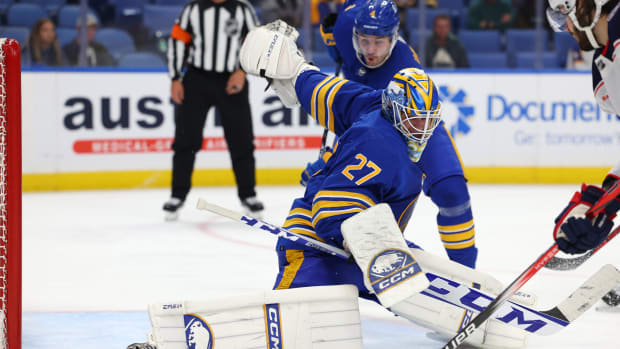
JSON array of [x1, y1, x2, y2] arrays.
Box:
[[146, 285, 363, 349], [390, 294, 528, 348]]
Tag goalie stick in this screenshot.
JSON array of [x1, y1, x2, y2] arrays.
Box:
[[196, 199, 620, 337], [545, 181, 620, 271]]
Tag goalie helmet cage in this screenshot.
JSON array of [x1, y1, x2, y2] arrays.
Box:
[[0, 38, 22, 349]]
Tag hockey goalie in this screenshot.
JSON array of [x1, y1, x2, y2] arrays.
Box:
[[127, 18, 620, 349]]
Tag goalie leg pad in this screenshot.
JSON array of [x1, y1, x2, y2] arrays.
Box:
[[391, 294, 528, 348], [341, 203, 430, 308], [147, 285, 363, 349]]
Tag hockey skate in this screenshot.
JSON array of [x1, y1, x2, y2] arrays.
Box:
[[596, 287, 620, 312], [241, 196, 264, 217], [163, 197, 184, 221]]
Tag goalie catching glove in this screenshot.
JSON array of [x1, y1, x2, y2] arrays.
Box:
[[554, 183, 620, 254], [239, 20, 318, 107]]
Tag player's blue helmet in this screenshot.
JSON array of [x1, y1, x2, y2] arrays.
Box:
[[382, 68, 442, 161], [353, 0, 400, 68]]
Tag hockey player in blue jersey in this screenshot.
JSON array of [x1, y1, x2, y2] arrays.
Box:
[[547, 0, 620, 310], [313, 0, 479, 269]]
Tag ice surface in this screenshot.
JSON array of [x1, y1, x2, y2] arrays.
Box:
[[23, 185, 620, 348]]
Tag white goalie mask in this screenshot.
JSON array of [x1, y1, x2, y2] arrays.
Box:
[[546, 0, 611, 48]]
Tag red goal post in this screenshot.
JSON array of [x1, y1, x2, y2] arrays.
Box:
[[0, 38, 21, 349]]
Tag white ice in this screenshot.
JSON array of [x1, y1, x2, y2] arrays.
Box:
[[23, 184, 619, 348]]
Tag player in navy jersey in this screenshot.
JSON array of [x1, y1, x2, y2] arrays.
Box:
[[547, 0, 620, 310], [315, 0, 479, 269]]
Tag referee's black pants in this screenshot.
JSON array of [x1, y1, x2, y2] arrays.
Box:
[[171, 67, 257, 202]]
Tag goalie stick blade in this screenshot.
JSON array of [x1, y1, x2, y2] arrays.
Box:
[[542, 264, 620, 322], [545, 225, 619, 271]]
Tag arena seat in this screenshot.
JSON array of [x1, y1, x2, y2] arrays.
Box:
[[118, 52, 165, 67], [468, 52, 508, 69], [57, 5, 99, 28], [94, 27, 136, 61], [0, 26, 29, 46], [6, 3, 46, 28], [458, 29, 502, 53]]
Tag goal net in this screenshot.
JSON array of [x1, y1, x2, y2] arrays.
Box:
[[0, 38, 21, 349]]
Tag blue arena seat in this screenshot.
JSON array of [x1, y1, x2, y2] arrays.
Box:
[[118, 52, 165, 67], [515, 52, 559, 69], [94, 27, 136, 60], [143, 5, 183, 37], [6, 3, 47, 28], [113, 0, 148, 27], [438, 0, 465, 14], [553, 31, 575, 68], [468, 52, 508, 68], [20, 0, 66, 16], [406, 8, 451, 30], [505, 29, 549, 54], [0, 0, 14, 16], [57, 5, 99, 28], [55, 27, 76, 46], [0, 26, 29, 46], [458, 29, 502, 52]]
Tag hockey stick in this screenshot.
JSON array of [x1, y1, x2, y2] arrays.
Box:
[[442, 243, 560, 349], [197, 199, 620, 337], [545, 182, 620, 271]]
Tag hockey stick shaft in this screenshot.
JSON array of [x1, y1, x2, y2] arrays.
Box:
[[196, 199, 351, 259], [443, 243, 560, 349], [587, 180, 620, 217]]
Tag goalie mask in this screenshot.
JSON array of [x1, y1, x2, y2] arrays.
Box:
[[546, 0, 612, 49], [353, 0, 400, 68], [382, 68, 442, 162]]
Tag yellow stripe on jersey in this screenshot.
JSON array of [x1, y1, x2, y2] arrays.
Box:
[[397, 194, 420, 230], [313, 190, 377, 207], [287, 226, 325, 242], [312, 206, 364, 227], [274, 249, 304, 289], [317, 77, 345, 131], [325, 79, 347, 132], [311, 76, 333, 124]]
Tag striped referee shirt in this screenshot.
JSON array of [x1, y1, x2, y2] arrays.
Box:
[[168, 0, 259, 80]]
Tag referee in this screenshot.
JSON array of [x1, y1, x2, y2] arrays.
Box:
[[163, 0, 264, 220]]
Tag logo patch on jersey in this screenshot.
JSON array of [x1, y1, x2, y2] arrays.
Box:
[[367, 249, 422, 295], [264, 303, 283, 349], [224, 18, 239, 37], [438, 85, 475, 138], [184, 314, 214, 349], [357, 67, 367, 77]]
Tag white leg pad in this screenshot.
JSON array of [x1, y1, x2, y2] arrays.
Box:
[[147, 285, 363, 349], [341, 203, 430, 308], [391, 294, 528, 348]]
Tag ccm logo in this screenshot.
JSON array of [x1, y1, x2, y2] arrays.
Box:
[[265, 304, 282, 349], [376, 264, 420, 293]]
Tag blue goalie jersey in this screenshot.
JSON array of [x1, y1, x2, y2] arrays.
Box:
[[276, 70, 424, 253]]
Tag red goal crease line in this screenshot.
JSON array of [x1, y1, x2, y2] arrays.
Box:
[[73, 135, 325, 154]]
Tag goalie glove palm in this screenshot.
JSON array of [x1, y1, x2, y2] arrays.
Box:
[[554, 184, 620, 254]]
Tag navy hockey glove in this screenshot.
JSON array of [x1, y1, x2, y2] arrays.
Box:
[[554, 184, 620, 254], [320, 14, 342, 65], [300, 147, 332, 187]]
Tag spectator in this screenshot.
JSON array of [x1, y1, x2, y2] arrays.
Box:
[[467, 0, 515, 31], [23, 18, 64, 66], [63, 13, 117, 66], [425, 14, 469, 68], [394, 0, 438, 42]]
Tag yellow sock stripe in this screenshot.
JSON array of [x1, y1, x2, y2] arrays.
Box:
[[311, 76, 333, 123], [440, 228, 475, 243], [443, 239, 476, 250], [275, 249, 305, 290], [438, 219, 474, 233]]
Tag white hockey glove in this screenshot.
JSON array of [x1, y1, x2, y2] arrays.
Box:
[[240, 23, 318, 108]]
